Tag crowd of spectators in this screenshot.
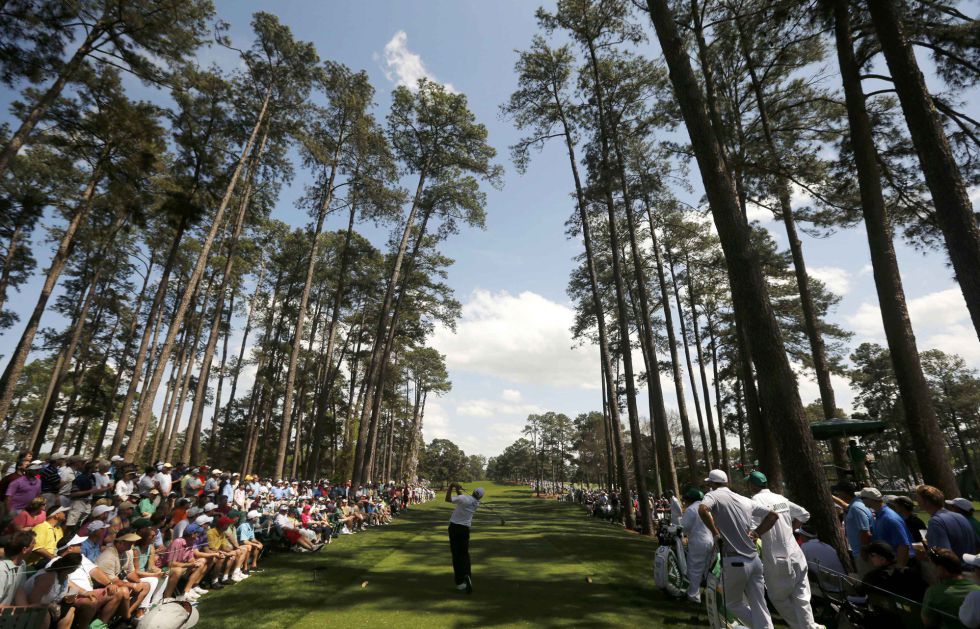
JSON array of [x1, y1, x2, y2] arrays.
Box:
[[563, 477, 980, 628], [0, 450, 434, 628]]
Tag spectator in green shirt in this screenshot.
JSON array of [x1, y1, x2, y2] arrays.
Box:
[[922, 547, 980, 628], [138, 489, 158, 518]]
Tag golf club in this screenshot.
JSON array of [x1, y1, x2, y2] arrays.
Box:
[[480, 501, 506, 526]]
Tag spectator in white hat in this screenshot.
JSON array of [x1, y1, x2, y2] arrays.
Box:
[[699, 469, 777, 629]]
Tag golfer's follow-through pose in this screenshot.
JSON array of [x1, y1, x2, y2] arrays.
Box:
[[446, 483, 483, 593]]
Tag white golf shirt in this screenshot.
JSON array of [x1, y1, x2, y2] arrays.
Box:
[[449, 494, 480, 527]]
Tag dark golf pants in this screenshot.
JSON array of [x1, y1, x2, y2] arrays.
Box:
[[448, 522, 471, 585]]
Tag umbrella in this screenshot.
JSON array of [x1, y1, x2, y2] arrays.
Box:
[[809, 418, 887, 441]]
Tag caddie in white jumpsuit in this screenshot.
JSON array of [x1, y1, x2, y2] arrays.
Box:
[[681, 487, 714, 603], [745, 471, 821, 629], [700, 469, 777, 629]]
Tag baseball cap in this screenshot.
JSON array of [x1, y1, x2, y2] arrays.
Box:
[[194, 515, 213, 525], [50, 452, 67, 461], [683, 487, 704, 501], [49, 506, 69, 518], [27, 460, 44, 470], [856, 487, 883, 500], [59, 535, 88, 548], [948, 497, 975, 512], [131, 518, 152, 529], [217, 516, 234, 528], [117, 532, 142, 543], [92, 504, 114, 518], [473, 487, 485, 500], [796, 524, 818, 539], [87, 520, 108, 532], [965, 553, 980, 568], [704, 469, 728, 484], [744, 471, 768, 487], [203, 502, 218, 512], [831, 481, 856, 495], [110, 455, 125, 462], [247, 510, 260, 520]]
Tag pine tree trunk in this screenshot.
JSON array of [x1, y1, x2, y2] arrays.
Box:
[[832, 0, 956, 496], [92, 245, 157, 459], [207, 295, 233, 460], [611, 135, 678, 497], [867, 1, 980, 342], [351, 168, 428, 487], [127, 88, 272, 460], [647, 207, 698, 481], [0, 167, 101, 426], [185, 130, 267, 464], [646, 0, 850, 565], [110, 221, 186, 456], [734, 20, 847, 474], [687, 264, 719, 468], [667, 248, 711, 466], [707, 312, 729, 472], [274, 157, 339, 479]]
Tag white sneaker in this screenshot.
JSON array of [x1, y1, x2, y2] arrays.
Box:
[[231, 573, 245, 583], [192, 587, 208, 596], [181, 591, 200, 602], [222, 576, 231, 583], [232, 569, 244, 580]]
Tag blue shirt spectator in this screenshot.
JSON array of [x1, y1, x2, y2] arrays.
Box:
[[873, 504, 915, 557], [238, 521, 254, 542], [927, 508, 978, 557], [81, 538, 101, 563], [845, 497, 873, 557]]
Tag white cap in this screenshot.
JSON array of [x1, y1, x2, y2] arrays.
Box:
[[194, 515, 213, 525], [203, 502, 217, 512], [61, 533, 88, 548], [91, 504, 114, 517], [965, 553, 980, 568], [49, 505, 69, 517], [704, 469, 728, 484], [187, 507, 202, 517], [50, 452, 67, 461], [111, 455, 124, 462], [947, 497, 974, 512], [856, 487, 882, 500], [87, 520, 108, 532], [473, 487, 485, 500], [247, 510, 260, 520], [27, 460, 44, 470]]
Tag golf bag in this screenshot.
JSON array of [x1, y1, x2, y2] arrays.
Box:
[[653, 523, 689, 598]]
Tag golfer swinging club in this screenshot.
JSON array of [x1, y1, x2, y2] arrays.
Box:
[[446, 482, 484, 594]]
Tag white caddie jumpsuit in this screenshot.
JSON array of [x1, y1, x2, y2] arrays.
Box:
[[681, 499, 715, 602], [751, 489, 819, 629]]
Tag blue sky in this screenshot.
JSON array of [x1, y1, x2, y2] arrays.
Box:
[[2, 1, 978, 459]]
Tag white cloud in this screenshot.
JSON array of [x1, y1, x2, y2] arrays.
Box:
[[377, 31, 456, 93], [809, 266, 852, 296], [501, 388, 522, 402], [844, 287, 980, 362], [859, 263, 874, 276], [744, 200, 774, 224], [456, 398, 544, 418], [430, 289, 600, 388]]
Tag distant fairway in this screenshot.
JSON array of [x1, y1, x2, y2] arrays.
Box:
[[195, 481, 703, 628]]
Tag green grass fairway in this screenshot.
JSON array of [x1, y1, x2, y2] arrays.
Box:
[[195, 481, 703, 628]]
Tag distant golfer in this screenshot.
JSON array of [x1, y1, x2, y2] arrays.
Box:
[[446, 482, 483, 594]]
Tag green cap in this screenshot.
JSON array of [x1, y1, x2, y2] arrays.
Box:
[[745, 471, 768, 487], [683, 487, 704, 501], [131, 518, 152, 529]]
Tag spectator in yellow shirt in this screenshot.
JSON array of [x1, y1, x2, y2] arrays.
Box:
[[29, 505, 67, 564]]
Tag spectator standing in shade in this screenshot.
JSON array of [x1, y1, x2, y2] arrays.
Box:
[[916, 485, 978, 557], [831, 481, 873, 575], [861, 487, 915, 567], [889, 495, 928, 544]]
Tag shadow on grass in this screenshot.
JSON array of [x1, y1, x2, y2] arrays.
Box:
[[195, 484, 704, 628]]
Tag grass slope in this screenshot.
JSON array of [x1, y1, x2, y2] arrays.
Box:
[[195, 481, 703, 628]]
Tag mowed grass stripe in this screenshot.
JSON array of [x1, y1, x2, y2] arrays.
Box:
[[196, 482, 703, 628]]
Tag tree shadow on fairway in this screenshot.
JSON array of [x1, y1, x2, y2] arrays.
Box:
[[196, 485, 704, 628]]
